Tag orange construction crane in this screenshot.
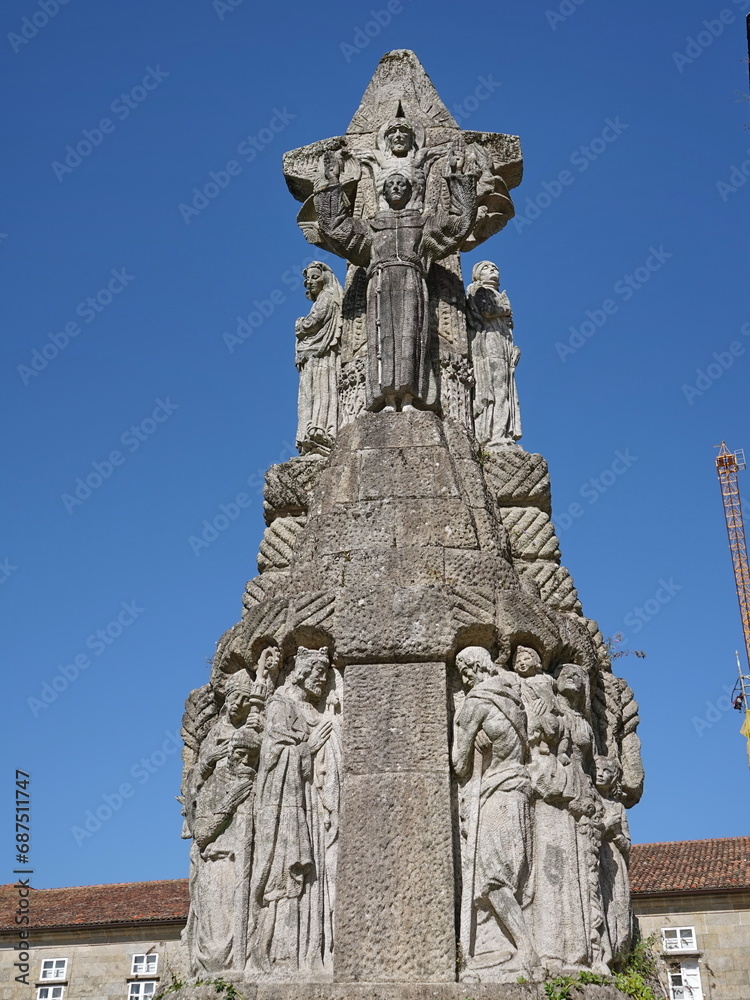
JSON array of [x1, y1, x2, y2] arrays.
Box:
[[715, 442, 750, 765]]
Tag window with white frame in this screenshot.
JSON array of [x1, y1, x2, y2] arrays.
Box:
[[131, 954, 158, 976], [37, 987, 64, 1000], [40, 960, 68, 981], [128, 982, 157, 1000], [668, 959, 703, 1000], [662, 926, 697, 952]]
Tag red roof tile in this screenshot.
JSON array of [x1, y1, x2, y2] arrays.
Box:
[[629, 836, 750, 894], [0, 879, 189, 932], [1, 837, 748, 931]]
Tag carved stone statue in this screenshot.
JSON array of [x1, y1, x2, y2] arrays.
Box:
[[452, 647, 538, 979], [466, 261, 521, 447], [185, 725, 263, 974], [314, 147, 477, 412], [295, 262, 342, 455], [250, 647, 341, 979], [556, 663, 609, 973], [186, 670, 256, 808], [178, 49, 646, 991], [511, 646, 576, 973], [595, 755, 633, 964]]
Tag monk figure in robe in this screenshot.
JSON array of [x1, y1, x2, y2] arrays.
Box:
[[314, 147, 477, 412]]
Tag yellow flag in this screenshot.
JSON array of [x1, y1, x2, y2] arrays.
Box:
[[740, 711, 750, 766]]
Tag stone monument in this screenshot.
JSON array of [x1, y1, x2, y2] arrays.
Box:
[[178, 49, 644, 996]]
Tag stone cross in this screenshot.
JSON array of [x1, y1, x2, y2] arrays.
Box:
[[283, 50, 523, 421], [178, 48, 644, 996]]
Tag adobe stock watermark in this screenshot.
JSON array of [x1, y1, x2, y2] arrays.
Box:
[[692, 684, 739, 736], [546, 0, 588, 31], [672, 0, 750, 72], [17, 268, 135, 385], [71, 730, 181, 846], [339, 0, 415, 63], [8, 0, 71, 54], [212, 0, 245, 20], [61, 397, 179, 513], [178, 108, 296, 223], [513, 117, 629, 233], [622, 578, 683, 636], [27, 601, 145, 717], [553, 449, 638, 533], [555, 246, 673, 362], [0, 559, 18, 584], [188, 442, 296, 555], [682, 321, 750, 404], [51, 67, 170, 182], [716, 146, 750, 202], [450, 74, 502, 126], [223, 255, 315, 353]]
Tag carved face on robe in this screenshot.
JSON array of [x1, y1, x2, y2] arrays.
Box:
[[513, 645, 543, 678], [384, 122, 415, 156], [473, 260, 500, 290], [382, 173, 412, 210]]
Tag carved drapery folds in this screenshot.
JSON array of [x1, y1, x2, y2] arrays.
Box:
[[181, 644, 341, 981], [295, 262, 343, 456], [466, 260, 521, 448], [451, 644, 640, 982]]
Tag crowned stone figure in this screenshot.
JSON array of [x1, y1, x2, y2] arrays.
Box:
[[466, 260, 521, 447], [295, 262, 343, 455]]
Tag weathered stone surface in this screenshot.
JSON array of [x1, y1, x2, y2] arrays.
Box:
[[263, 454, 327, 523], [516, 560, 582, 613], [257, 516, 306, 573], [168, 985, 631, 1000], [336, 663, 454, 982], [357, 446, 461, 501], [483, 449, 551, 513], [501, 507, 561, 562]]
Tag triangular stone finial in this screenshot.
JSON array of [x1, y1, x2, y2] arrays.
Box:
[[347, 49, 458, 134]]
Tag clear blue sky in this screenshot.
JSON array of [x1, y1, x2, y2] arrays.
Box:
[[2, 0, 748, 890]]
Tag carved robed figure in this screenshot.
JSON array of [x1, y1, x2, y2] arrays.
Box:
[[250, 647, 341, 979], [295, 262, 342, 454], [466, 260, 521, 447], [315, 148, 477, 411]]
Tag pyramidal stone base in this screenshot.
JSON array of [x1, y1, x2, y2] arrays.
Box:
[[180, 408, 643, 987]]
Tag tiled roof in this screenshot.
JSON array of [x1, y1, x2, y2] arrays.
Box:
[[1, 838, 748, 931], [0, 878, 189, 932], [629, 836, 750, 894]]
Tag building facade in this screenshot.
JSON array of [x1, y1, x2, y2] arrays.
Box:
[[631, 837, 750, 1000]]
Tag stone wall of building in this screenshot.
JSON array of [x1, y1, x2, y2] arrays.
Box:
[[0, 924, 188, 1000], [634, 890, 750, 1000]]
